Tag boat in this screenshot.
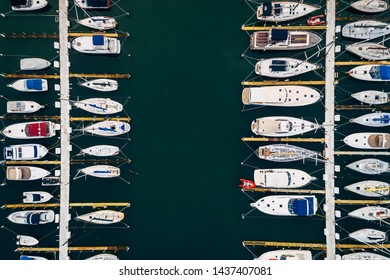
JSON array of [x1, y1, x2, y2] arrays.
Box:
[[256, 144, 318, 162], [16, 235, 39, 246], [20, 58, 51, 71], [344, 180, 390, 197], [73, 98, 122, 114], [250, 195, 318, 216], [350, 0, 389, 13], [307, 15, 325, 26], [72, 35, 120, 54], [2, 121, 56, 139], [348, 65, 390, 82], [241, 86, 322, 107], [42, 176, 60, 186], [74, 0, 111, 9], [20, 255, 47, 260], [350, 112, 390, 127], [78, 145, 120, 157], [348, 206, 390, 220], [344, 133, 390, 149], [342, 252, 390, 260], [83, 121, 130, 136], [11, 0, 48, 11], [256, 1, 319, 22], [239, 179, 256, 189], [79, 79, 118, 92], [253, 169, 316, 188], [7, 101, 44, 114], [256, 250, 312, 260], [342, 20, 390, 40], [251, 116, 319, 137], [346, 158, 389, 174], [79, 165, 120, 178], [3, 144, 48, 161], [6, 166, 50, 181], [249, 29, 322, 51], [346, 43, 390, 61], [23, 191, 53, 203], [74, 210, 124, 224], [351, 90, 390, 105], [77, 16, 117, 30], [7, 79, 48, 92], [349, 228, 387, 243], [86, 254, 119, 260], [7, 210, 55, 225], [255, 58, 321, 78]]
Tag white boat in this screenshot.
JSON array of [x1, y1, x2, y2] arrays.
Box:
[[350, 112, 390, 127], [344, 133, 390, 149], [351, 0, 389, 13], [79, 145, 120, 157], [349, 228, 387, 243], [79, 79, 118, 92], [7, 210, 55, 225], [74, 210, 124, 224], [11, 0, 48, 11], [86, 254, 118, 260], [342, 20, 390, 40], [3, 144, 48, 160], [242, 86, 322, 106], [83, 121, 130, 136], [351, 90, 390, 105], [16, 235, 39, 246], [23, 191, 53, 203], [72, 35, 120, 54], [20, 58, 51, 71], [74, 0, 111, 9], [42, 176, 60, 186], [2, 121, 56, 139], [79, 165, 120, 178], [20, 255, 47, 260], [348, 65, 390, 82], [77, 16, 117, 30], [250, 29, 322, 51], [73, 98, 122, 114], [346, 158, 389, 174], [250, 195, 318, 216], [344, 180, 390, 197], [348, 206, 390, 221], [254, 169, 316, 188], [7, 79, 48, 92], [346, 43, 390, 61], [255, 58, 320, 78], [256, 250, 312, 260], [7, 101, 44, 114], [256, 144, 318, 162], [251, 116, 319, 137], [256, 1, 319, 22], [6, 166, 50, 181], [342, 252, 390, 260]]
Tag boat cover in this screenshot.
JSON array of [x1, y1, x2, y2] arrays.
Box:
[[26, 79, 43, 90], [86, 0, 110, 7], [271, 29, 288, 42], [270, 60, 288, 72], [92, 35, 105, 46], [27, 122, 48, 137], [27, 213, 41, 225], [32, 194, 41, 202], [373, 115, 390, 123], [290, 197, 315, 216], [11, 0, 27, 6], [262, 2, 272, 16], [380, 65, 390, 80]]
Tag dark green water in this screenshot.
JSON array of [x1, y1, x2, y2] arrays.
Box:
[[0, 0, 389, 260]]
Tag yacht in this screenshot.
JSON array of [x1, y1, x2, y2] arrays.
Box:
[[254, 169, 316, 188], [342, 20, 390, 40], [74, 210, 124, 224], [7, 101, 44, 114], [86, 254, 118, 260], [11, 0, 48, 11], [256, 1, 319, 22], [255, 58, 320, 78], [79, 79, 118, 92], [349, 228, 387, 243], [348, 65, 390, 82], [20, 58, 51, 70], [242, 86, 322, 106], [23, 191, 53, 203], [74, 0, 111, 9], [256, 144, 318, 162], [344, 180, 390, 197], [351, 90, 390, 105], [16, 235, 39, 246], [343, 133, 390, 149], [7, 79, 48, 92], [342, 252, 390, 260], [349, 206, 390, 220], [250, 195, 318, 216], [350, 112, 390, 127], [73, 98, 122, 114], [77, 16, 117, 30], [346, 43, 390, 61], [346, 158, 389, 174], [256, 250, 312, 260], [20, 255, 47, 260], [72, 35, 120, 54], [83, 121, 130, 136], [2, 121, 56, 139], [3, 143, 48, 160], [79, 165, 120, 178], [7, 210, 55, 225], [6, 166, 50, 181], [350, 0, 389, 13], [79, 145, 120, 157]]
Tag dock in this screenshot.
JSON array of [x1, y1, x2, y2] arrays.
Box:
[[1, 73, 130, 79], [243, 241, 390, 250], [241, 137, 324, 143], [2, 202, 131, 209], [242, 80, 325, 86], [241, 25, 327, 31], [16, 246, 129, 253]]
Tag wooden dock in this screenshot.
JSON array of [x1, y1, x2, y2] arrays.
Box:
[[241, 137, 324, 143], [1, 73, 130, 79], [2, 202, 131, 209], [242, 81, 325, 86]]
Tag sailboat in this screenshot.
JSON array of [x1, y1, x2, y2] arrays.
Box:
[[342, 20, 390, 40], [79, 79, 118, 92], [348, 65, 390, 82], [74, 210, 124, 224], [77, 16, 117, 30], [346, 43, 390, 61], [86, 254, 118, 260], [350, 0, 389, 13], [79, 145, 119, 157], [11, 0, 48, 11], [73, 98, 123, 114], [344, 180, 390, 197], [74, 0, 111, 9], [255, 58, 320, 78], [6, 101, 44, 114], [346, 158, 390, 174], [350, 112, 390, 127], [256, 144, 318, 162], [349, 228, 387, 243], [256, 250, 312, 260], [256, 1, 319, 22], [78, 165, 120, 178], [351, 90, 390, 105], [348, 206, 390, 221], [83, 121, 130, 136], [342, 252, 389, 260]]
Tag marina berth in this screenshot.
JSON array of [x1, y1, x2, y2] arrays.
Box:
[[16, 235, 39, 246], [79, 79, 118, 92], [74, 210, 124, 224], [20, 255, 47, 260], [86, 253, 119, 260], [350, 0, 389, 13], [83, 120, 130, 136], [348, 65, 390, 82], [256, 1, 319, 22], [346, 43, 390, 61], [344, 180, 390, 197], [6, 166, 50, 181], [79, 165, 120, 178], [79, 145, 120, 157], [342, 252, 390, 260], [72, 35, 121, 54], [77, 16, 117, 30], [343, 133, 390, 149], [254, 169, 316, 188], [23, 191, 53, 203], [73, 98, 123, 114], [74, 0, 111, 9], [346, 158, 390, 174], [351, 90, 390, 105], [349, 228, 387, 243], [11, 0, 48, 11], [256, 144, 318, 162], [342, 20, 390, 40], [3, 143, 48, 160], [2, 121, 56, 139], [7, 79, 48, 92], [7, 101, 44, 114], [348, 206, 390, 221], [255, 58, 320, 78], [350, 112, 390, 127], [20, 58, 51, 71], [256, 250, 312, 260], [7, 210, 55, 225]]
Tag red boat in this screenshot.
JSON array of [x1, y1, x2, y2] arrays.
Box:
[[239, 179, 256, 189], [307, 15, 325, 26]]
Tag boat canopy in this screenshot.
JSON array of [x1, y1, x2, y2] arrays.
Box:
[[27, 213, 41, 225], [11, 0, 27, 6], [26, 122, 49, 137], [288, 197, 315, 216], [270, 60, 288, 72], [271, 29, 288, 42], [86, 0, 110, 7], [92, 35, 105, 46], [380, 65, 390, 80], [26, 79, 43, 90], [262, 2, 272, 16]]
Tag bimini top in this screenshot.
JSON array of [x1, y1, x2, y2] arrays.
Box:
[[289, 197, 316, 216], [271, 60, 288, 72], [271, 29, 288, 42], [92, 35, 105, 46], [86, 0, 110, 7], [27, 122, 49, 137], [26, 79, 43, 91]]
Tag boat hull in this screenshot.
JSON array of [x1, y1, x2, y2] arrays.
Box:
[[344, 180, 390, 197], [80, 165, 120, 178], [342, 20, 390, 40], [351, 90, 389, 105], [16, 235, 39, 246], [342, 252, 389, 260], [80, 145, 120, 157], [346, 158, 389, 174], [343, 133, 390, 149], [348, 206, 390, 220], [12, 0, 48, 11], [257, 2, 319, 22], [7, 101, 44, 114], [7, 79, 48, 92], [350, 112, 390, 127], [350, 0, 389, 13], [256, 250, 312, 260], [256, 144, 318, 162], [78, 16, 117, 30], [73, 98, 122, 114], [74, 210, 124, 224], [74, 0, 111, 9], [79, 79, 118, 92], [2, 121, 56, 139], [72, 36, 120, 54], [346, 43, 390, 60], [20, 58, 51, 70], [349, 228, 387, 243], [6, 166, 50, 181], [254, 169, 315, 188], [255, 58, 320, 78], [23, 191, 53, 203], [86, 253, 118, 260], [7, 210, 55, 225], [3, 144, 48, 160], [84, 121, 130, 136], [349, 65, 390, 82]]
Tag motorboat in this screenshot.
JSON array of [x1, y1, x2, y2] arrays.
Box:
[[255, 58, 321, 78], [83, 121, 130, 136], [78, 145, 120, 157], [85, 254, 118, 260], [250, 195, 318, 216], [346, 43, 390, 61], [307, 15, 325, 26], [256, 144, 318, 162], [7, 210, 55, 225], [79, 165, 120, 178], [79, 79, 118, 92], [239, 179, 256, 189], [256, 1, 319, 22], [74, 0, 111, 9], [11, 0, 48, 11], [72, 35, 120, 54], [23, 191, 53, 203], [6, 166, 50, 181], [349, 228, 387, 243], [73, 98, 122, 114], [16, 235, 39, 246], [350, 112, 390, 127], [20, 255, 47, 260], [20, 58, 51, 70], [350, 0, 389, 13], [348, 206, 390, 221], [343, 133, 390, 149], [242, 86, 322, 107], [42, 176, 60, 186], [77, 16, 117, 30], [7, 101, 44, 114], [342, 252, 390, 260], [348, 65, 390, 82], [7, 79, 48, 92], [249, 29, 321, 51], [344, 180, 390, 197], [2, 121, 56, 139], [254, 169, 316, 188], [251, 116, 319, 137], [351, 90, 390, 105], [346, 158, 389, 174], [3, 144, 48, 160], [342, 20, 390, 40], [74, 210, 124, 224], [256, 250, 312, 260]]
